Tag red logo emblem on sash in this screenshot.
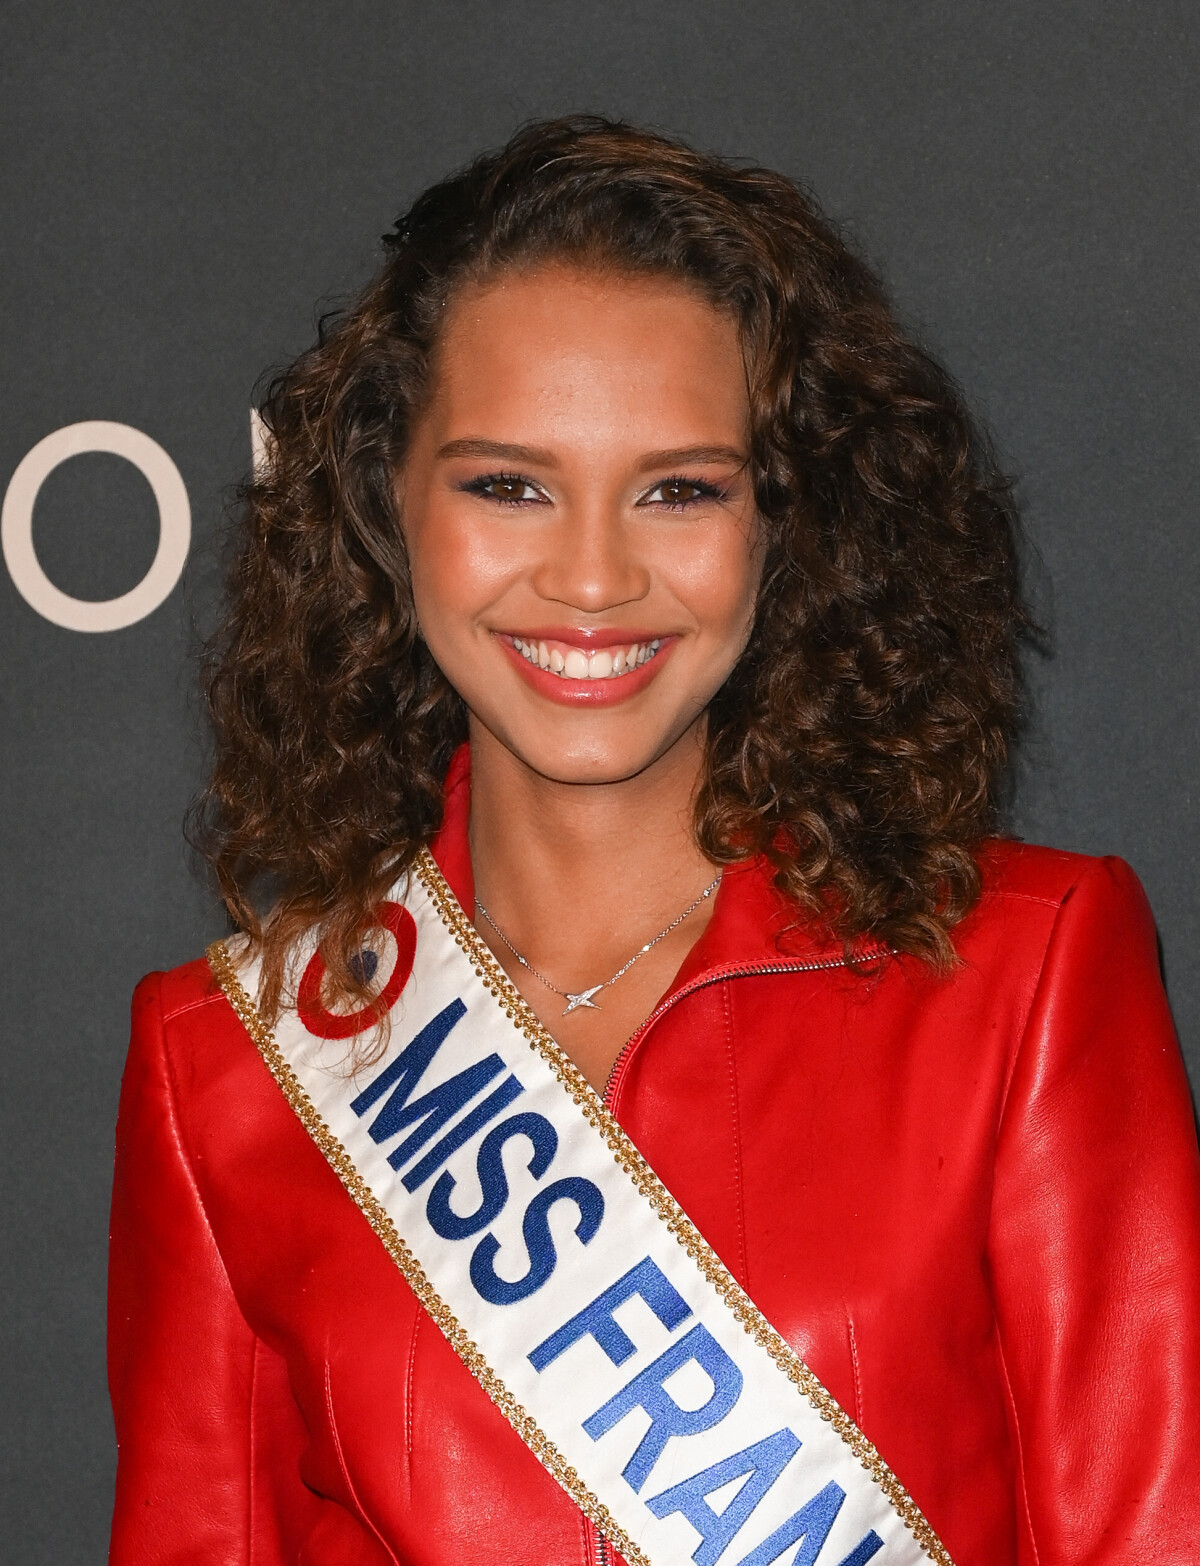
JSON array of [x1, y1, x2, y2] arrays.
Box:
[[298, 901, 417, 1038]]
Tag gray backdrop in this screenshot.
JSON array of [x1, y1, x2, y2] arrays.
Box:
[[2, 3, 1197, 1559]]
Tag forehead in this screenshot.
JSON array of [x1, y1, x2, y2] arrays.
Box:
[[425, 263, 749, 445]]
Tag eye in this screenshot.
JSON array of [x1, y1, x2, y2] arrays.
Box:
[[462, 472, 546, 505], [640, 476, 727, 509]]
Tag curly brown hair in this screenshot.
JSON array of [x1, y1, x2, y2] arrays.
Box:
[[194, 116, 1026, 1025]]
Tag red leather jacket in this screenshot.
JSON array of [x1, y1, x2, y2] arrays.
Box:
[[109, 752, 1200, 1565]]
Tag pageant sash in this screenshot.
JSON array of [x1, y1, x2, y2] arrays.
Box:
[[208, 851, 951, 1566]]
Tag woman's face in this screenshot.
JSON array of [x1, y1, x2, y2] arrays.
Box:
[[398, 263, 763, 785]]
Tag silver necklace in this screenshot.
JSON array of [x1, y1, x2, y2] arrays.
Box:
[[475, 873, 722, 1015]]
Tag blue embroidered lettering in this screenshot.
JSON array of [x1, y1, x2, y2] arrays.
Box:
[[645, 1428, 801, 1566], [832, 1535, 884, 1566], [470, 1177, 605, 1305], [734, 1480, 848, 1566], [350, 999, 467, 1123], [401, 1074, 525, 1191], [345, 998, 512, 1176], [350, 995, 476, 1146], [426, 1111, 557, 1239], [381, 1054, 507, 1172], [528, 1256, 692, 1371], [583, 1322, 743, 1493]]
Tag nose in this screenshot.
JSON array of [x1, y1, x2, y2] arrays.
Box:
[[529, 500, 652, 614]]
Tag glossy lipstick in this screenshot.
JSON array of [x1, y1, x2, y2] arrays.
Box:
[[497, 627, 677, 706]]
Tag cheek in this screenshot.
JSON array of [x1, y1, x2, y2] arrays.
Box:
[[407, 508, 518, 626], [668, 524, 762, 642]]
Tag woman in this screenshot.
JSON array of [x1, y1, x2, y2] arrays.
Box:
[[109, 119, 1200, 1565]]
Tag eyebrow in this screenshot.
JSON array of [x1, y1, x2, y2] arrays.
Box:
[[636, 444, 747, 471], [436, 438, 558, 465], [435, 438, 747, 470]]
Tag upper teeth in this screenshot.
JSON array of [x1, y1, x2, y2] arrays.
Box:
[[510, 638, 662, 679]]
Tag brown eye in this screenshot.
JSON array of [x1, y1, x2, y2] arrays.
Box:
[[659, 479, 700, 505], [486, 476, 532, 501], [645, 477, 721, 508]]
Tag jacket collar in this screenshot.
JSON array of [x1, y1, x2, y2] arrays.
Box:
[[428, 745, 846, 991]]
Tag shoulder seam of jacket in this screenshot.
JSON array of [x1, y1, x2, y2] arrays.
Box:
[[152, 977, 258, 1327], [990, 856, 1122, 1129], [987, 857, 1120, 1087], [981, 889, 1062, 909], [160, 990, 226, 1025], [982, 854, 1119, 914]]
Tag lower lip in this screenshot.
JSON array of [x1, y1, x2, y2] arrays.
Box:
[[498, 636, 677, 706]]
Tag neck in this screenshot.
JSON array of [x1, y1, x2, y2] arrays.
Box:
[[466, 720, 715, 978]]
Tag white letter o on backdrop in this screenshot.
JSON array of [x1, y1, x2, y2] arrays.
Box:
[[1, 420, 191, 632]]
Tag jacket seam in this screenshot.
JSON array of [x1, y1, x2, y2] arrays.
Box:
[[247, 1337, 258, 1566], [980, 890, 1063, 909], [324, 1361, 401, 1565], [992, 866, 1095, 1128], [160, 989, 226, 1024], [722, 983, 749, 1286], [154, 977, 262, 1566], [994, 1328, 1042, 1566], [984, 864, 1114, 1565], [404, 1310, 420, 1464], [846, 1312, 864, 1430], [157, 988, 249, 1307]]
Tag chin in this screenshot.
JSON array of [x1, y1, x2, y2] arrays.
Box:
[[485, 714, 699, 788], [524, 740, 672, 786]]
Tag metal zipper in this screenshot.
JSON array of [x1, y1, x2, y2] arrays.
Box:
[[603, 954, 853, 1109], [588, 953, 852, 1564]]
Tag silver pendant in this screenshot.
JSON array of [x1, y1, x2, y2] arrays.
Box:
[[562, 985, 603, 1014]]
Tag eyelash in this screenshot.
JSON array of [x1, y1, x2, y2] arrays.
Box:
[[648, 474, 731, 510], [459, 472, 731, 510], [460, 471, 542, 506]]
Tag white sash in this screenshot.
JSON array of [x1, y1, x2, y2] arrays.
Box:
[[208, 850, 952, 1566]]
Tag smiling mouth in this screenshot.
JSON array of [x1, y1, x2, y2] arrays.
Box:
[[507, 636, 663, 680]]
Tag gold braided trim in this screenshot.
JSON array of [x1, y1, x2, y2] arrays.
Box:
[[206, 936, 647, 1566], [408, 851, 954, 1566], [208, 848, 953, 1566]]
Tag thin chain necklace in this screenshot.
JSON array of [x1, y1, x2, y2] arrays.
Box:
[[475, 873, 722, 1015]]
